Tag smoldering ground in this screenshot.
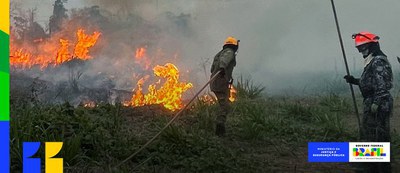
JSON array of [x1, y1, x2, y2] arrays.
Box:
[[10, 0, 400, 96]]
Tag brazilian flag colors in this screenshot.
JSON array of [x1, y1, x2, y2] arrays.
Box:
[[0, 0, 10, 172]]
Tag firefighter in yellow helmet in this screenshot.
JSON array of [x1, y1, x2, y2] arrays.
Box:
[[210, 36, 238, 136]]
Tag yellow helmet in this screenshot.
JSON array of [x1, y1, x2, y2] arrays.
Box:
[[224, 36, 238, 46]]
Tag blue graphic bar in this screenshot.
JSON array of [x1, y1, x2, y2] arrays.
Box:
[[23, 142, 41, 173], [0, 121, 9, 173], [308, 142, 349, 162]]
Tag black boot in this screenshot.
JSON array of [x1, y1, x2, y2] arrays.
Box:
[[215, 123, 226, 137]]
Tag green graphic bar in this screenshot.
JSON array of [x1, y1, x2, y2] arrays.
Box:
[[0, 31, 9, 121]]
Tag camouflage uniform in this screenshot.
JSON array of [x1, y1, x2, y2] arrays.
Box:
[[210, 47, 236, 135], [357, 54, 393, 142], [352, 54, 393, 173]]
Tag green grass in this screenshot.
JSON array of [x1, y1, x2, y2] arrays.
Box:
[[229, 95, 355, 143], [235, 75, 265, 99]]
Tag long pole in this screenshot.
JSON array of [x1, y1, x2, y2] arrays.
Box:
[[330, 0, 361, 133], [114, 70, 222, 169]]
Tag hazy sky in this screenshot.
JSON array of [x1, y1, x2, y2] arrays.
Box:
[[11, 0, 400, 94]]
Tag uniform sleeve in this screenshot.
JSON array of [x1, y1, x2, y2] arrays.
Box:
[[210, 52, 220, 74], [218, 50, 235, 70], [372, 59, 392, 104]]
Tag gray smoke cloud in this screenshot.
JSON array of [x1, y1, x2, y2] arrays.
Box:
[[10, 0, 400, 95]]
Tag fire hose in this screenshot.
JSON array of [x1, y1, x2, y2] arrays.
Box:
[[114, 70, 222, 169], [330, 0, 361, 135]]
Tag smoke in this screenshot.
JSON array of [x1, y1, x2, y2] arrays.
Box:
[[10, 0, 400, 95]]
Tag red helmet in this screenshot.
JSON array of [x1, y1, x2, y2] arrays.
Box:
[[352, 31, 379, 47]]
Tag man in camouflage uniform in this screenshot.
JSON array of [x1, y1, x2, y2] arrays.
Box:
[[344, 31, 392, 173], [210, 36, 238, 137]]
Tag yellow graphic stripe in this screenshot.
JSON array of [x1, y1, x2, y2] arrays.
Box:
[[0, 0, 9, 34], [45, 142, 64, 173]]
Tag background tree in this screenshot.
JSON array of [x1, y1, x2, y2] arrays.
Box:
[[49, 0, 68, 35]]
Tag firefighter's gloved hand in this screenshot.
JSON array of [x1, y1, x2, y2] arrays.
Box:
[[344, 75, 359, 85], [371, 103, 379, 114]]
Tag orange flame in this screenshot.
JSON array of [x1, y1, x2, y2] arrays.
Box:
[[229, 85, 237, 102], [10, 49, 33, 69], [33, 38, 43, 43], [74, 29, 101, 59], [83, 101, 96, 108], [135, 47, 146, 59], [134, 47, 151, 70], [199, 94, 217, 105], [56, 39, 71, 65], [129, 63, 193, 111], [199, 85, 236, 105], [130, 75, 149, 106], [10, 29, 101, 69]]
